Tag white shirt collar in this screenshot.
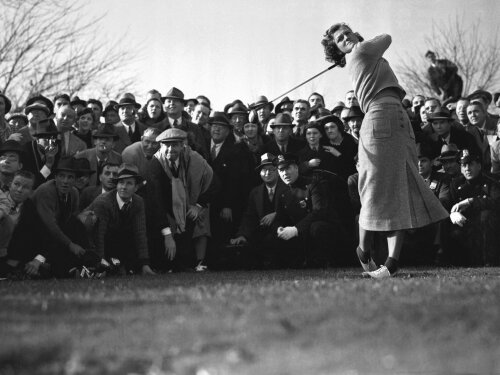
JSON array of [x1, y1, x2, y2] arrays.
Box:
[[116, 192, 132, 209]]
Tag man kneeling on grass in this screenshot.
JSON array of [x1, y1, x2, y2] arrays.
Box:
[[82, 164, 155, 275]]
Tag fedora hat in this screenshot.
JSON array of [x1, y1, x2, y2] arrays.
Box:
[[0, 93, 12, 114], [33, 119, 59, 138], [92, 123, 118, 139], [208, 112, 232, 127], [416, 142, 434, 159], [269, 113, 293, 128], [0, 140, 24, 156], [468, 89, 493, 105], [24, 103, 51, 117], [331, 101, 345, 113], [342, 106, 364, 121], [73, 158, 95, 176], [437, 143, 459, 161], [26, 94, 54, 114], [161, 87, 186, 104], [103, 100, 118, 115], [113, 163, 144, 184], [227, 101, 249, 116], [275, 96, 294, 114], [70, 95, 87, 107], [318, 114, 344, 129], [53, 157, 79, 173], [249, 95, 274, 112], [427, 108, 452, 122], [156, 128, 188, 143], [255, 153, 277, 170], [115, 93, 141, 110]]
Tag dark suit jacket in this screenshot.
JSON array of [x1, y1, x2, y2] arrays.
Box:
[[113, 121, 147, 154], [236, 180, 287, 240], [22, 140, 62, 188], [262, 136, 305, 157], [428, 127, 480, 159], [166, 117, 209, 159], [75, 148, 122, 186], [79, 185, 104, 211], [7, 198, 47, 263]]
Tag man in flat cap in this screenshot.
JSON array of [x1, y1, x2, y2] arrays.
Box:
[[273, 153, 351, 267], [425, 50, 463, 105], [145, 128, 213, 272], [113, 93, 147, 153], [162, 87, 208, 159], [448, 149, 500, 266]]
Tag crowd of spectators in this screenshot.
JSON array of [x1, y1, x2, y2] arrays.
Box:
[[0, 86, 500, 279]]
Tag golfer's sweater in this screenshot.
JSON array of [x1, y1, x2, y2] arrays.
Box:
[[348, 34, 406, 113]]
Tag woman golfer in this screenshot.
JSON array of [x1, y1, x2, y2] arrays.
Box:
[[321, 24, 448, 278]]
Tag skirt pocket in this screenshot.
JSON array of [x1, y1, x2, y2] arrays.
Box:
[[371, 116, 392, 139]]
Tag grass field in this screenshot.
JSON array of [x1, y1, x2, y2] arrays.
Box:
[[1, 267, 500, 375]]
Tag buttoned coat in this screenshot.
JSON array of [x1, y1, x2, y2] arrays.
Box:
[[113, 121, 147, 154]]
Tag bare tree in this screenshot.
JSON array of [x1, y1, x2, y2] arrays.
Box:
[[396, 16, 500, 98], [0, 0, 138, 109]]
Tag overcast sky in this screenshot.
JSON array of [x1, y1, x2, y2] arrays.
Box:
[[88, 0, 499, 110]]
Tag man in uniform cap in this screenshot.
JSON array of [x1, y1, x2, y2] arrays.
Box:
[[448, 149, 500, 266], [273, 153, 351, 267], [145, 128, 213, 272]]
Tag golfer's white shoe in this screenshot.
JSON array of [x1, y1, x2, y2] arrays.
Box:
[[356, 247, 378, 272], [363, 265, 392, 279]]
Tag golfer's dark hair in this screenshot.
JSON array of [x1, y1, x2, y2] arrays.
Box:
[[321, 22, 351, 67]]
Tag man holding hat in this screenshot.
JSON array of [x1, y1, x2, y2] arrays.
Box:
[[82, 164, 154, 275], [273, 153, 350, 267], [113, 93, 146, 153], [146, 128, 213, 272], [230, 153, 288, 268], [262, 113, 305, 157], [75, 123, 122, 186], [448, 149, 500, 266], [33, 157, 98, 277], [162, 87, 208, 159]]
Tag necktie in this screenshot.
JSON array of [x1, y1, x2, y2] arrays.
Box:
[[211, 144, 217, 160], [122, 201, 130, 212], [128, 126, 133, 140], [170, 161, 178, 178], [173, 119, 178, 128], [10, 203, 18, 215], [268, 187, 274, 201], [280, 145, 285, 154]]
